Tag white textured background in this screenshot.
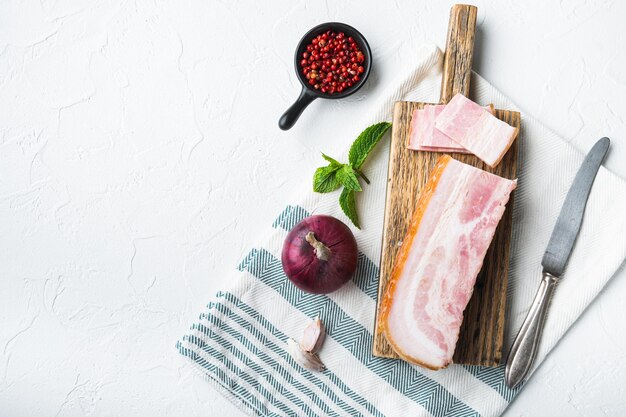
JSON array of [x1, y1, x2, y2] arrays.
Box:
[[1, 1, 625, 416]]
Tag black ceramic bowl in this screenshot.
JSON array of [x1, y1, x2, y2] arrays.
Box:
[[278, 22, 372, 130]]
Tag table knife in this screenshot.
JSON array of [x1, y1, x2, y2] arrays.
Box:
[[505, 137, 610, 389]]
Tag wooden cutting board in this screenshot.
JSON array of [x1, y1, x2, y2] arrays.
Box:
[[372, 4, 520, 367]]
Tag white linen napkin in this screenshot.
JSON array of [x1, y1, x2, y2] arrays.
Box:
[[177, 44, 626, 417]]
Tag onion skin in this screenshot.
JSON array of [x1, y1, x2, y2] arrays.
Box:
[[281, 215, 358, 294]]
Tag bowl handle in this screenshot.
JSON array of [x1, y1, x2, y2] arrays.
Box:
[[279, 88, 317, 130]]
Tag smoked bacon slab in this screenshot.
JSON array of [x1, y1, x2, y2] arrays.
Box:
[[379, 155, 516, 369]]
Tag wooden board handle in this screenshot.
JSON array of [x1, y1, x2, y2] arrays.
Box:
[[439, 4, 478, 103]]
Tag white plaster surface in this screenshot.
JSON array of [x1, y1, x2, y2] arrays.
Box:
[[1, 1, 625, 416]]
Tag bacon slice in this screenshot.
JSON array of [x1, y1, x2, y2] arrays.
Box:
[[379, 155, 516, 370], [407, 104, 495, 154], [435, 94, 518, 167], [407, 106, 471, 154]]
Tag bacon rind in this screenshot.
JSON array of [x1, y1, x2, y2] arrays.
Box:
[[379, 156, 452, 370]]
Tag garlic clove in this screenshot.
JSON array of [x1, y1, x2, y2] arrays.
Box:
[[300, 316, 325, 354], [287, 338, 325, 372]]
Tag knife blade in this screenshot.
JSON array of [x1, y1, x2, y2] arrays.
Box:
[[505, 137, 610, 389], [542, 137, 611, 276]]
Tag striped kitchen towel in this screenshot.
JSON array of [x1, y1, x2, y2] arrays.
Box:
[[177, 44, 626, 417]]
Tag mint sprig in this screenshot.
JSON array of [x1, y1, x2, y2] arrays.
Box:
[[312, 122, 392, 228]]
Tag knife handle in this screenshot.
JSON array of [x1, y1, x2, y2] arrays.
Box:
[[505, 271, 559, 389]]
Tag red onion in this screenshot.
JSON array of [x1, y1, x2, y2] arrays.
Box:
[[281, 215, 358, 294]]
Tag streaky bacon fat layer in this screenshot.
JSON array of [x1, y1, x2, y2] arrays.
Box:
[[435, 94, 518, 167], [379, 155, 516, 370]]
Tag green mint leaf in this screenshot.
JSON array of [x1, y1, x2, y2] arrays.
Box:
[[339, 188, 360, 229], [313, 122, 390, 229], [348, 122, 392, 170], [313, 165, 342, 193], [322, 153, 343, 167], [336, 165, 362, 192]]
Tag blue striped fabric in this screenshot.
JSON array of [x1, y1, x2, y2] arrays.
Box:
[[178, 204, 520, 416], [205, 294, 384, 416]]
